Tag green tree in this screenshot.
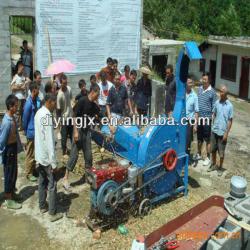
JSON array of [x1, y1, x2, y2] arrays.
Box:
[[215, 4, 242, 36], [143, 0, 247, 39], [234, 0, 250, 35]]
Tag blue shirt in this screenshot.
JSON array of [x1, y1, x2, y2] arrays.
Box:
[[198, 85, 217, 118], [107, 85, 128, 115], [212, 99, 233, 136], [186, 89, 199, 119], [22, 96, 41, 139]]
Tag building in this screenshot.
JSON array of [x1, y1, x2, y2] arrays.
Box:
[[189, 36, 250, 99], [142, 34, 184, 80]]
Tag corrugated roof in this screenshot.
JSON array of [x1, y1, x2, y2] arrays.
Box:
[[208, 35, 250, 48], [185, 41, 202, 60]]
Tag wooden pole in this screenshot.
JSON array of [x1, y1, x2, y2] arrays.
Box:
[[46, 25, 53, 64], [45, 25, 53, 82]]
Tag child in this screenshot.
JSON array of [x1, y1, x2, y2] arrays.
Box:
[[0, 94, 23, 209]]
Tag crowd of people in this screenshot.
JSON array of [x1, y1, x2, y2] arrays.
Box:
[[0, 41, 233, 222]]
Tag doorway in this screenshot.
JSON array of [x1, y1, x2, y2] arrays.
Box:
[[209, 60, 216, 87], [9, 16, 35, 79], [152, 55, 168, 80], [239, 57, 250, 99]]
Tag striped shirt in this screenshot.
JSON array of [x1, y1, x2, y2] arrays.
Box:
[[198, 85, 217, 118]]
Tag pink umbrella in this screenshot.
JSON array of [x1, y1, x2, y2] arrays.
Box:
[[45, 59, 76, 76]]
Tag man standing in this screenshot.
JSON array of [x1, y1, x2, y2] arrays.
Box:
[[28, 71, 45, 102], [63, 84, 101, 190], [127, 70, 137, 113], [134, 66, 152, 116], [123, 65, 131, 88], [23, 82, 41, 182], [11, 62, 31, 130], [165, 64, 176, 116], [208, 85, 233, 176], [75, 79, 88, 102], [0, 95, 23, 209], [20, 40, 33, 79], [106, 71, 133, 121], [112, 59, 122, 76], [186, 77, 199, 160], [97, 71, 113, 117], [97, 57, 114, 83], [194, 72, 217, 166], [35, 94, 63, 222], [33, 71, 45, 102], [57, 74, 73, 158]]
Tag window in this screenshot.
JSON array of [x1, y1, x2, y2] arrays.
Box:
[[221, 54, 237, 82], [199, 59, 206, 72]]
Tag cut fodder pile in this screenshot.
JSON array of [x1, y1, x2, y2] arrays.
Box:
[[98, 188, 208, 250]]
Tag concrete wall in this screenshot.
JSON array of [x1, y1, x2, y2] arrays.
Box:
[[148, 46, 179, 70], [189, 45, 217, 81], [0, 0, 35, 109], [215, 44, 250, 98], [0, 1, 100, 110], [151, 79, 165, 116]]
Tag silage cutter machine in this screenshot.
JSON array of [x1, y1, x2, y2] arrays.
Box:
[[87, 42, 202, 226]]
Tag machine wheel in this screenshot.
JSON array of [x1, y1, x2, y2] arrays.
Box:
[[97, 180, 120, 216], [138, 198, 152, 217], [163, 149, 177, 171]]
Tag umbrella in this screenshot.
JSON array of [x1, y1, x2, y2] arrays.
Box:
[[45, 59, 76, 76]]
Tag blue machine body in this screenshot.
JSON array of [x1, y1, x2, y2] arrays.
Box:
[[92, 42, 202, 204]]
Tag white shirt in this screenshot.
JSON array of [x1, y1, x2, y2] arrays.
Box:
[[202, 85, 212, 94], [11, 74, 27, 100], [97, 81, 113, 106], [35, 106, 56, 169], [57, 86, 73, 118]]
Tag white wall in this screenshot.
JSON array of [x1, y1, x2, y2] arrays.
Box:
[[189, 45, 217, 81], [215, 45, 250, 97], [148, 46, 179, 71], [190, 44, 250, 99]]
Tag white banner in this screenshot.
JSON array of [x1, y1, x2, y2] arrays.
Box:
[[35, 0, 142, 75]]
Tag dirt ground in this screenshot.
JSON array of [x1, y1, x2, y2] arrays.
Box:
[[0, 95, 249, 250]]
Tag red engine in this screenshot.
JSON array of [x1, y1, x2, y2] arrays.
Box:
[[87, 160, 128, 189]]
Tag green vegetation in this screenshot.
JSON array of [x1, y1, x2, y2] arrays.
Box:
[[10, 16, 33, 35], [143, 0, 250, 40], [151, 70, 164, 82]]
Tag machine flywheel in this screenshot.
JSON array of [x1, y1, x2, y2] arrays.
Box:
[[97, 180, 120, 216]]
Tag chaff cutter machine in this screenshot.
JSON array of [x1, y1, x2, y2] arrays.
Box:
[[88, 42, 202, 221]]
